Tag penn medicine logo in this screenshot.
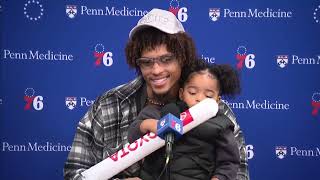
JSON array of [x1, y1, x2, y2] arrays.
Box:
[[66, 5, 77, 19], [65, 97, 94, 110], [277, 55, 289, 68], [209, 8, 292, 22], [209, 8, 220, 21], [65, 97, 77, 110], [276, 54, 320, 68], [275, 146, 287, 159], [275, 146, 320, 158]]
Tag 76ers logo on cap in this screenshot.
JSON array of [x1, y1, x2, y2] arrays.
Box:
[[275, 146, 287, 159]]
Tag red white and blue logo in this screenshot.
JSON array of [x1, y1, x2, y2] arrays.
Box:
[[236, 46, 256, 70], [168, 0, 188, 22], [311, 92, 320, 116], [24, 88, 44, 111], [169, 0, 180, 16], [93, 43, 113, 67]]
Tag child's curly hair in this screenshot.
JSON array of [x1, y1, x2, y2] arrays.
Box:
[[181, 59, 241, 98]]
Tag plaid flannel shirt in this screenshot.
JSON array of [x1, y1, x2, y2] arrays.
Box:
[[64, 76, 250, 180]]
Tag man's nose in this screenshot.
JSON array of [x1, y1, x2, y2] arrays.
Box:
[[151, 62, 164, 74]]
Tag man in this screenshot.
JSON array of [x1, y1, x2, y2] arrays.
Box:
[[64, 8, 249, 180]]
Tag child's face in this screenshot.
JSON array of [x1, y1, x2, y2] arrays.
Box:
[[179, 72, 219, 107]]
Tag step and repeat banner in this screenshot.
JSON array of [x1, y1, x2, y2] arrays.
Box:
[[1, 0, 319, 179]]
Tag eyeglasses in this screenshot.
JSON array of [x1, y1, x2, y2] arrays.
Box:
[[136, 54, 176, 69]]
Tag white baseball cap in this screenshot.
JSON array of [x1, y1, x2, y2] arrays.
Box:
[[129, 8, 185, 39]]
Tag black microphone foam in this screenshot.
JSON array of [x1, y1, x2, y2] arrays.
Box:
[[176, 101, 189, 112], [160, 102, 181, 117]]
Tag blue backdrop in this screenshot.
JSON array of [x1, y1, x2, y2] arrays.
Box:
[[1, 0, 319, 179]]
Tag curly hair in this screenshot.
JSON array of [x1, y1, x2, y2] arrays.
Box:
[[125, 27, 197, 74], [181, 59, 241, 98]]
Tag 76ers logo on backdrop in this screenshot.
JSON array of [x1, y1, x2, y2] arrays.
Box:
[[93, 43, 113, 67], [24, 88, 44, 111], [311, 92, 320, 116], [168, 0, 188, 22], [236, 46, 256, 70]]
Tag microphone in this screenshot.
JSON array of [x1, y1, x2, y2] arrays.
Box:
[[81, 98, 218, 180], [157, 103, 183, 160]]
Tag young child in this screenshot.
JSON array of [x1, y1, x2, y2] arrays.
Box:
[[128, 59, 241, 180]]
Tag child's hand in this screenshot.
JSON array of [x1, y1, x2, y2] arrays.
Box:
[[140, 118, 158, 134], [211, 177, 219, 180]]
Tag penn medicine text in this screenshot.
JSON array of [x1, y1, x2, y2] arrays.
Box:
[[292, 55, 320, 65], [223, 8, 292, 18], [2, 142, 71, 152], [81, 6, 148, 16], [223, 99, 290, 110], [3, 49, 73, 61]]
